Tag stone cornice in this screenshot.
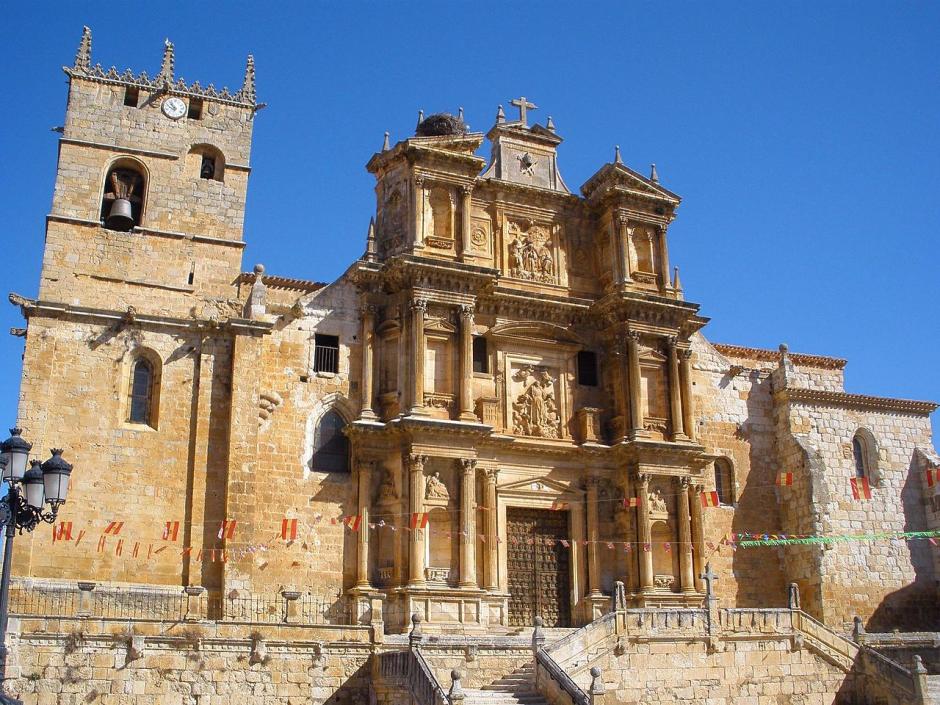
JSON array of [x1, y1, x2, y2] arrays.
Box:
[[236, 272, 326, 293], [714, 343, 846, 370], [777, 387, 937, 416], [46, 215, 247, 249]]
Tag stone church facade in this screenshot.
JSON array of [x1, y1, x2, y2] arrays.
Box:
[[5, 28, 940, 704]]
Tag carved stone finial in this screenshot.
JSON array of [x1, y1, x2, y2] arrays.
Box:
[[589, 667, 605, 696], [789, 582, 801, 610], [365, 217, 376, 260], [673, 266, 682, 291], [409, 612, 423, 649], [457, 107, 464, 121], [650, 163, 659, 183], [778, 343, 791, 369], [416, 110, 424, 130], [74, 26, 92, 72], [449, 670, 465, 702], [246, 264, 266, 319], [240, 55, 256, 104], [382, 131, 390, 151], [614, 145, 623, 165], [546, 115, 555, 133], [496, 104, 505, 123], [158, 39, 175, 83]]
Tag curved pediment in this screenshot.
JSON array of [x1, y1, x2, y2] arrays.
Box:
[[488, 320, 584, 346]]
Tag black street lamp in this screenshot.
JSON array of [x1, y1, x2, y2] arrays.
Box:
[[0, 429, 72, 705]]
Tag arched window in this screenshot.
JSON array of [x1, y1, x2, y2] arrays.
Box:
[[852, 429, 879, 484], [188, 145, 225, 182], [101, 160, 146, 231], [128, 359, 154, 425], [714, 458, 734, 506], [312, 410, 349, 472]]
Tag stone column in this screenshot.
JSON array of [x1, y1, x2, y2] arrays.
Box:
[[413, 175, 425, 248], [359, 305, 377, 419], [409, 299, 428, 415], [617, 215, 632, 283], [586, 477, 602, 597], [657, 224, 671, 290], [636, 473, 653, 592], [460, 185, 473, 259], [627, 332, 644, 436], [459, 459, 478, 588], [458, 305, 477, 421], [356, 461, 374, 589], [679, 348, 696, 442], [689, 483, 705, 593], [677, 477, 695, 593], [667, 337, 687, 441], [483, 468, 500, 591], [407, 453, 429, 588]]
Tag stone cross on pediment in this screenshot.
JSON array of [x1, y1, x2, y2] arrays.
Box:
[[510, 96, 538, 126], [701, 562, 718, 601]]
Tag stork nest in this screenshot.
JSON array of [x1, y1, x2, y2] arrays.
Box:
[[415, 113, 468, 137]]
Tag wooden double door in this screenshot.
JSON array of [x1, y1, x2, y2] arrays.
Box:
[[507, 507, 572, 628]]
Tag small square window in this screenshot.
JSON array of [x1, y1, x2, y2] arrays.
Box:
[[188, 98, 203, 120], [123, 87, 140, 108], [577, 351, 598, 387], [314, 334, 339, 374]]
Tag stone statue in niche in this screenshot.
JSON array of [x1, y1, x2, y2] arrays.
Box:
[[507, 222, 555, 283], [647, 488, 668, 513], [425, 471, 450, 501], [377, 468, 398, 504], [512, 366, 560, 438]]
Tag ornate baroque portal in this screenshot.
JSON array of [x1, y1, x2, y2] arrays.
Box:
[[506, 507, 572, 627]]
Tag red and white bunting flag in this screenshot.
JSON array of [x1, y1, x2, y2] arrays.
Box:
[[929, 538, 938, 547], [526, 538, 534, 546], [97, 536, 107, 553], [218, 520, 237, 539], [606, 542, 615, 550], [480, 534, 486, 544], [496, 536, 503, 544], [664, 542, 671, 553], [706, 541, 716, 552], [851, 477, 872, 501], [132, 542, 140, 558], [104, 521, 124, 536], [643, 543, 651, 552], [560, 539, 570, 548], [551, 501, 569, 511], [776, 472, 794, 487], [52, 521, 73, 542], [926, 469, 940, 488], [75, 530, 86, 546], [544, 538, 554, 547], [344, 515, 363, 531], [623, 543, 631, 552], [623, 497, 641, 508], [410, 512, 429, 530], [163, 521, 180, 542], [701, 491, 720, 508], [115, 539, 124, 556], [281, 518, 298, 541]]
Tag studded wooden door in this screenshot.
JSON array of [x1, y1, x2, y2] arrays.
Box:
[[507, 507, 571, 628]]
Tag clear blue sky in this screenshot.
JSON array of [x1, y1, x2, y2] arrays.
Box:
[[1, 2, 937, 437]]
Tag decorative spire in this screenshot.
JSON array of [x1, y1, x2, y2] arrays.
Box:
[[416, 110, 424, 130], [650, 163, 659, 183], [74, 26, 92, 72], [158, 39, 175, 84], [546, 116, 555, 133], [365, 217, 377, 261], [382, 131, 390, 151], [496, 104, 505, 124], [457, 107, 464, 121], [240, 55, 256, 104], [673, 266, 682, 292], [614, 145, 623, 164]]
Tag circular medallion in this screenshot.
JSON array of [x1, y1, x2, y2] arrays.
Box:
[[161, 97, 186, 120]]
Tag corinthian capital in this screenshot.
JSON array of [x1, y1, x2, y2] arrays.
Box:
[[406, 453, 429, 472], [484, 468, 499, 484], [459, 458, 477, 474], [410, 298, 428, 314], [458, 304, 475, 322]]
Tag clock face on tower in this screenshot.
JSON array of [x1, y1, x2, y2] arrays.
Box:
[[161, 97, 186, 120]]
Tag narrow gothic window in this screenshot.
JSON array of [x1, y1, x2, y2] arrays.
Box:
[[128, 359, 153, 424], [852, 436, 867, 479], [312, 410, 348, 472], [313, 334, 339, 374], [577, 351, 598, 386], [714, 459, 734, 506], [472, 336, 488, 374]]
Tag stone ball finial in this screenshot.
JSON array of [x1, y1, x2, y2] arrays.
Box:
[[415, 112, 468, 137], [451, 669, 460, 681], [412, 612, 422, 625], [534, 616, 543, 627], [253, 263, 265, 275], [590, 666, 601, 678], [779, 343, 788, 354]]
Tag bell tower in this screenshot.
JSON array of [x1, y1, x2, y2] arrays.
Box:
[[41, 26, 259, 317]]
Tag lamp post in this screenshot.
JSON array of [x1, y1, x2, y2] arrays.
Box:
[[0, 429, 72, 705]]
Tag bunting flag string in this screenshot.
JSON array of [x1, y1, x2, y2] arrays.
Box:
[[163, 521, 180, 541], [850, 477, 872, 501], [776, 472, 794, 487], [927, 469, 940, 488], [281, 518, 298, 541]]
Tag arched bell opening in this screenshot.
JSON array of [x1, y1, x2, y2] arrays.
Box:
[[100, 158, 147, 231]]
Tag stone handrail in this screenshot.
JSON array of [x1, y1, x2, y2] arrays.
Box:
[[375, 649, 450, 705], [535, 646, 590, 705]]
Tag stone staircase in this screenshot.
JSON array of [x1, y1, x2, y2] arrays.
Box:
[[463, 663, 548, 705]]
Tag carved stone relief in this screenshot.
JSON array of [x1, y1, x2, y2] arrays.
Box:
[[507, 221, 555, 283], [511, 365, 560, 438], [379, 179, 405, 253], [425, 471, 450, 501]]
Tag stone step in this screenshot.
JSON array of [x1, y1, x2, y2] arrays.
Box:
[[463, 690, 548, 705]]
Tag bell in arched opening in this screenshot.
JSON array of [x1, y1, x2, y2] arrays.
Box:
[[102, 168, 143, 231]]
